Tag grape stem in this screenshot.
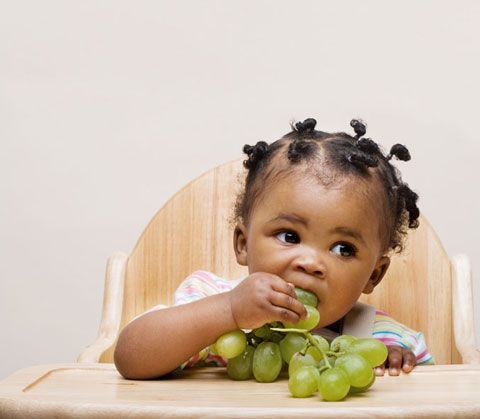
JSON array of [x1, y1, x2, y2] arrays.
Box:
[[305, 332, 332, 369], [318, 365, 329, 374], [327, 350, 345, 357], [270, 327, 332, 369], [270, 327, 307, 334]]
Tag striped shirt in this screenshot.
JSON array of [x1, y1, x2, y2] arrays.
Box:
[[137, 270, 435, 371]]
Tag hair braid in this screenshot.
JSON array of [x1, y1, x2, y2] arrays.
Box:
[[345, 119, 380, 170], [243, 141, 269, 170], [293, 118, 317, 133], [356, 137, 381, 155], [287, 139, 317, 163], [350, 119, 367, 139], [387, 144, 411, 161], [397, 184, 420, 228], [347, 150, 379, 169]]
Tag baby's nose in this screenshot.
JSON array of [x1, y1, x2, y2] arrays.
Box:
[[294, 252, 326, 278]]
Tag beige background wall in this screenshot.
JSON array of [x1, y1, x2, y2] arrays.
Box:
[[1, 1, 479, 379]]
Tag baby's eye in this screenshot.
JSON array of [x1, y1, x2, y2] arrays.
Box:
[[331, 242, 357, 258], [276, 231, 300, 244]]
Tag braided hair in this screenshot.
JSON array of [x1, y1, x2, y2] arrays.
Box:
[[233, 118, 419, 254]]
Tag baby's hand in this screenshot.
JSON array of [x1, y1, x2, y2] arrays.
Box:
[[374, 345, 417, 376], [227, 272, 309, 330]]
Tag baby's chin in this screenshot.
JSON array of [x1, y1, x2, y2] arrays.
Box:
[[315, 320, 332, 329], [314, 312, 332, 329], [315, 299, 357, 328], [315, 306, 342, 329]]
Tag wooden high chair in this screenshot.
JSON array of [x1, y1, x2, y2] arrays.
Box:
[[78, 159, 479, 366]]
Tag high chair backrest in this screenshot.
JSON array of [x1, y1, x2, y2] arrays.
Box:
[[93, 159, 467, 364]]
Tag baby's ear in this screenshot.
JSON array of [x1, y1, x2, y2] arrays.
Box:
[[363, 256, 390, 294], [233, 224, 248, 266]]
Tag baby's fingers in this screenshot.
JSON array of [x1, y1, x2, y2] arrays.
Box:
[[271, 305, 303, 325], [402, 349, 417, 373], [270, 277, 297, 300], [374, 364, 385, 376], [386, 346, 403, 376], [269, 290, 308, 322], [375, 346, 416, 376]]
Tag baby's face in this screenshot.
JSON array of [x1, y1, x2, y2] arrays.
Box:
[[234, 172, 390, 328]]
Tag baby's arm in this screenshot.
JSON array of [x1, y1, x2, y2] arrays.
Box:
[[114, 290, 236, 379], [114, 272, 308, 379]]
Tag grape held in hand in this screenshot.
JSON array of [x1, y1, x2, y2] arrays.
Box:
[[294, 287, 318, 307], [283, 305, 320, 330]]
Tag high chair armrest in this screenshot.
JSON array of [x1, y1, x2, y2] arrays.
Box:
[[77, 252, 128, 363], [451, 253, 480, 364]]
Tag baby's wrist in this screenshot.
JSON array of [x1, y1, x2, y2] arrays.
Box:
[[214, 291, 240, 333]]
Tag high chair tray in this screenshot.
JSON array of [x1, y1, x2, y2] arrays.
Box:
[[1, 363, 479, 418]]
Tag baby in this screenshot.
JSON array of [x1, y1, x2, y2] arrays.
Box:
[[114, 118, 434, 379]]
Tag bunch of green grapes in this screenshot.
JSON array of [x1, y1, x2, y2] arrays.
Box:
[[211, 288, 388, 402], [285, 333, 388, 401]]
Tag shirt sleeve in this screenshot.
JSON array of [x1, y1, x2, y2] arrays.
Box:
[[170, 270, 234, 371], [372, 309, 435, 365], [173, 270, 235, 306]]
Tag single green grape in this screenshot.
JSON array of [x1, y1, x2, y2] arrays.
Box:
[[347, 338, 388, 368], [283, 305, 320, 330], [349, 372, 376, 394], [288, 365, 320, 398], [215, 330, 247, 359], [335, 353, 374, 388], [317, 367, 350, 401], [330, 334, 357, 352], [288, 351, 317, 376], [227, 345, 255, 380], [306, 335, 330, 363], [279, 333, 307, 364], [294, 288, 318, 308], [252, 342, 283, 382]]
